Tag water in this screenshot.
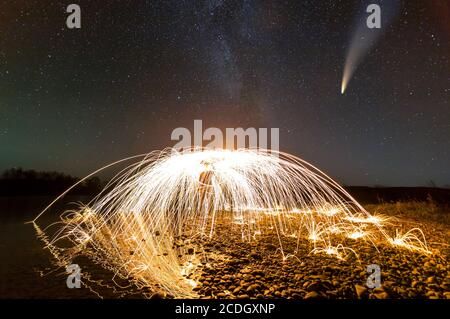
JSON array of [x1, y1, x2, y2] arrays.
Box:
[[0, 196, 97, 298]]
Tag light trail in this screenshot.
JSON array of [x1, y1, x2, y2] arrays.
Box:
[[33, 148, 430, 298]]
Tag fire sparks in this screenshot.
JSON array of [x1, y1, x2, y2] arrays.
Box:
[[32, 148, 430, 298]]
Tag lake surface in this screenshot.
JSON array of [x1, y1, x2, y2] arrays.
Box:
[[0, 196, 98, 298]]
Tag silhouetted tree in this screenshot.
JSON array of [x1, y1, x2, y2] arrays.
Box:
[[0, 168, 103, 196]]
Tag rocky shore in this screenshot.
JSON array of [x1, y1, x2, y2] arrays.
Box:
[[186, 211, 450, 299]]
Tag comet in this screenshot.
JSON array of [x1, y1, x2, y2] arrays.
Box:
[[341, 1, 400, 94]]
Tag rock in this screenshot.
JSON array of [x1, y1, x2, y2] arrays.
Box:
[[150, 292, 166, 299], [251, 270, 265, 277], [250, 252, 262, 260], [201, 276, 212, 282], [304, 291, 320, 299], [189, 208, 449, 301], [407, 290, 417, 298], [372, 287, 385, 293], [240, 268, 252, 274], [354, 284, 367, 298], [306, 281, 323, 292], [246, 284, 259, 293], [232, 287, 241, 294], [425, 291, 437, 298], [440, 282, 450, 290], [396, 287, 407, 296], [383, 281, 395, 288], [373, 292, 389, 299], [203, 288, 213, 296], [294, 274, 303, 281], [310, 275, 327, 281], [193, 284, 202, 291]]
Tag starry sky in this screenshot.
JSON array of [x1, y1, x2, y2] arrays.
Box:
[[0, 0, 449, 186]]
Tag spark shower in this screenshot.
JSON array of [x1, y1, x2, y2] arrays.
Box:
[[32, 148, 429, 298]]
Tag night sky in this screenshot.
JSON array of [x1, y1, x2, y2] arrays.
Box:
[[0, 1, 449, 186]]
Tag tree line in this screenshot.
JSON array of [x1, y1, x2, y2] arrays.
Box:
[[0, 168, 103, 196]]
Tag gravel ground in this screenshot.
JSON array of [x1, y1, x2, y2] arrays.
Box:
[[187, 213, 450, 299], [2, 200, 448, 299]]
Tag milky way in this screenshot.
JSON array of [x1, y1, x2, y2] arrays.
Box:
[[0, 1, 449, 186]]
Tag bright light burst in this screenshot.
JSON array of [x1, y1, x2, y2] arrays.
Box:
[[32, 148, 430, 298]]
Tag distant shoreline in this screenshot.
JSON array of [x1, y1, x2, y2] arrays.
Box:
[[344, 186, 450, 204], [0, 186, 449, 205]]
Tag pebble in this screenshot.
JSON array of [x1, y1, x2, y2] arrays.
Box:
[[306, 281, 324, 292], [246, 284, 258, 293], [304, 291, 320, 299], [354, 284, 367, 298], [373, 292, 389, 299], [187, 210, 449, 300]]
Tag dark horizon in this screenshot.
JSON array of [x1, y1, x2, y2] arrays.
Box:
[[1, 166, 450, 190], [1, 1, 449, 187]]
